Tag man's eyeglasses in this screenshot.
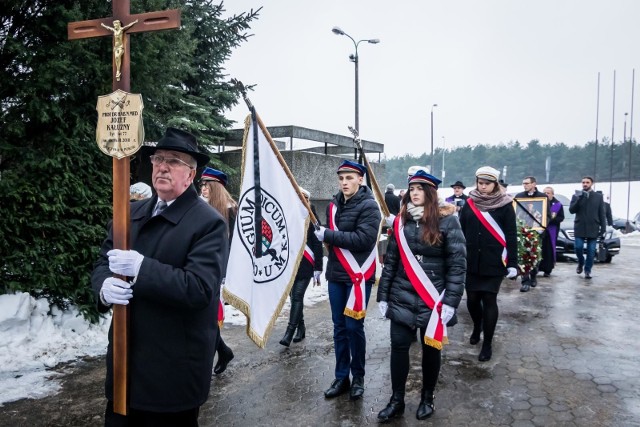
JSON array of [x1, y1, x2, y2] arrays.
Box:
[[149, 154, 194, 169]]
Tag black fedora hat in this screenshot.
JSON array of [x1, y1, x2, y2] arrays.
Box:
[[498, 179, 509, 188], [450, 180, 466, 189], [141, 127, 210, 168]]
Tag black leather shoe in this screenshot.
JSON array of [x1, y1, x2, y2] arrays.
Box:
[[543, 272, 551, 277], [530, 277, 537, 287], [377, 393, 405, 423], [350, 376, 365, 400], [469, 329, 481, 345], [585, 271, 592, 279], [478, 345, 492, 362], [324, 378, 350, 398], [213, 345, 234, 375], [576, 265, 584, 274], [416, 390, 435, 420], [520, 283, 530, 292]]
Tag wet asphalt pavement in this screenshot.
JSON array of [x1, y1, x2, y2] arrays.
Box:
[[1, 245, 639, 426]]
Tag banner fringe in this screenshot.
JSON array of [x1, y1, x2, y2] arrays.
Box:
[[343, 307, 366, 320], [423, 336, 446, 350]]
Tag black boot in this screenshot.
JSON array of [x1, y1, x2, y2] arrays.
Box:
[[293, 319, 306, 343], [416, 390, 435, 420], [279, 326, 296, 347], [377, 392, 405, 423], [478, 343, 492, 362], [213, 343, 234, 375], [469, 324, 481, 345]]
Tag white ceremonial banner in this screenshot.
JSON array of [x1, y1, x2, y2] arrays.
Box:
[[224, 113, 309, 348]]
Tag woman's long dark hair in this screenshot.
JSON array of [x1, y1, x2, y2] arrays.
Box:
[[399, 183, 441, 245]]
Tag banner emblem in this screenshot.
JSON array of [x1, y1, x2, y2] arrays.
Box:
[[237, 186, 290, 283]]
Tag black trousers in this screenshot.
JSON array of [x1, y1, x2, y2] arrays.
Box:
[[389, 320, 441, 395], [105, 400, 200, 427]]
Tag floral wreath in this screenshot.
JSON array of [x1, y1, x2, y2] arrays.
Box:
[[516, 219, 541, 274]]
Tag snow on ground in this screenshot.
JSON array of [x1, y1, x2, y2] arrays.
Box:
[[0, 257, 331, 406]]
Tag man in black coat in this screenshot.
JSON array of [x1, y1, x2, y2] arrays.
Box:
[[384, 183, 401, 215], [92, 128, 229, 426], [515, 176, 551, 292], [314, 160, 381, 401], [569, 176, 607, 279]]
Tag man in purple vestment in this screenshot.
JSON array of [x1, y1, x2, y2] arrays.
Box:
[[540, 187, 565, 276]]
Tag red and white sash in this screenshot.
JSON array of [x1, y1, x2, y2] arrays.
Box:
[[218, 283, 225, 328], [303, 245, 314, 265], [394, 216, 448, 350], [467, 198, 507, 266], [329, 202, 377, 319]]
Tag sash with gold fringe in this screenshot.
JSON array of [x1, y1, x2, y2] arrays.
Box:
[[467, 198, 507, 266], [329, 202, 376, 319], [394, 216, 448, 350]]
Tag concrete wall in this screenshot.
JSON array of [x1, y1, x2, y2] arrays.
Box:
[[219, 150, 386, 224]]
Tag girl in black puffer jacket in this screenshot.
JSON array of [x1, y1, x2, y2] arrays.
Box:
[[377, 170, 466, 422]]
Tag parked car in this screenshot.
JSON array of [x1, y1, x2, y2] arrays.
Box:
[[555, 207, 621, 263]]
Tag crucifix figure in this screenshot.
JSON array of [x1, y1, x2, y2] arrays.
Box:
[[100, 19, 138, 81], [67, 0, 180, 416]]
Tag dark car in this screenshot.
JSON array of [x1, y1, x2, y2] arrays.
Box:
[[556, 207, 621, 263], [612, 216, 640, 233]]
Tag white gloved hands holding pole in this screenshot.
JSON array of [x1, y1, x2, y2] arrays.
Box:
[[313, 270, 322, 286], [506, 267, 518, 279], [313, 226, 326, 242], [385, 214, 396, 228], [100, 277, 133, 306], [440, 304, 455, 325], [378, 301, 388, 317], [107, 249, 144, 277]]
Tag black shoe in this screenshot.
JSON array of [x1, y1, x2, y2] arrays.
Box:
[[543, 272, 551, 277], [478, 344, 492, 362], [279, 326, 296, 347], [350, 376, 365, 400], [530, 277, 537, 288], [324, 378, 350, 398], [576, 265, 584, 274], [585, 271, 592, 279], [213, 345, 234, 375], [520, 283, 530, 292], [416, 390, 435, 420], [469, 329, 481, 345], [377, 392, 405, 423], [292, 322, 306, 343]]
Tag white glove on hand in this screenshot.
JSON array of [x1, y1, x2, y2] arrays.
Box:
[[441, 304, 455, 325], [378, 301, 388, 317], [506, 267, 518, 279], [314, 226, 326, 242], [107, 249, 144, 277], [385, 214, 396, 228], [313, 270, 322, 285], [100, 277, 133, 306]]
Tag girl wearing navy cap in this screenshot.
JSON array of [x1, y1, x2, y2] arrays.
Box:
[[376, 170, 466, 422]]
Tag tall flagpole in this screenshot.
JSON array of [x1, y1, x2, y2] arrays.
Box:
[[594, 72, 600, 181], [626, 69, 635, 231], [609, 70, 616, 200]]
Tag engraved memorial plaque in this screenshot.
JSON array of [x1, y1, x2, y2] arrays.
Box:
[[96, 89, 144, 158]]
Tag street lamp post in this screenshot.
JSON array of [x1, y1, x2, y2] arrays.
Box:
[[430, 104, 438, 173], [441, 136, 446, 180], [332, 26, 380, 158]]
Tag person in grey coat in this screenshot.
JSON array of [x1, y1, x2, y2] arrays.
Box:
[[92, 128, 229, 426], [376, 170, 466, 422], [569, 176, 606, 279]]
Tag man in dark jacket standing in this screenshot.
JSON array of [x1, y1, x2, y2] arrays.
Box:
[[92, 128, 229, 426], [314, 160, 381, 401], [384, 183, 401, 215], [569, 176, 607, 279], [515, 176, 550, 292]]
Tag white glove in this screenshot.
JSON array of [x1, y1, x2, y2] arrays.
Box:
[[107, 249, 144, 277], [506, 267, 518, 279], [385, 214, 396, 228], [314, 226, 326, 242], [441, 304, 455, 325], [378, 301, 388, 317], [100, 277, 133, 306], [313, 270, 322, 285]]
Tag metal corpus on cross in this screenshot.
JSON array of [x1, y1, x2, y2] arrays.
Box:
[[68, 0, 180, 416]]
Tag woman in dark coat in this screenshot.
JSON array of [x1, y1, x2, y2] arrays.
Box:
[[200, 167, 238, 375], [458, 166, 518, 362], [376, 170, 466, 422]]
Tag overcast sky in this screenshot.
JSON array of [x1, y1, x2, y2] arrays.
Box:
[[221, 0, 639, 158]]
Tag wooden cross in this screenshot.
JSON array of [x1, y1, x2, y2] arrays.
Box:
[[68, 0, 180, 416]]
